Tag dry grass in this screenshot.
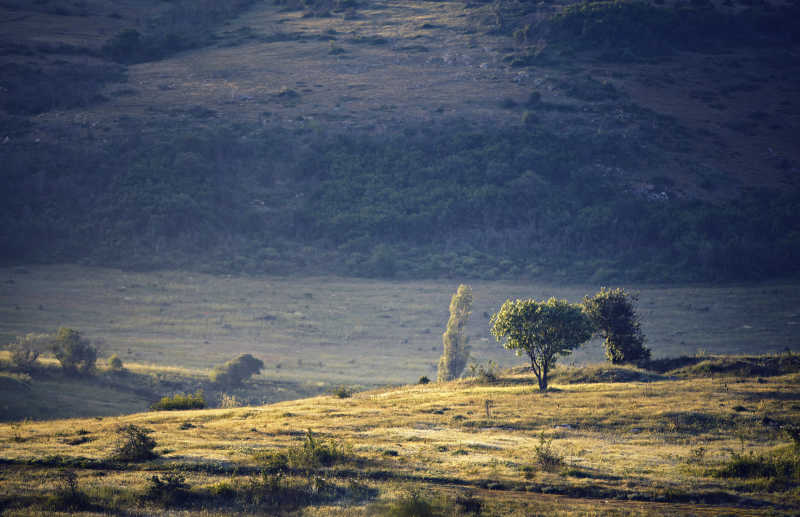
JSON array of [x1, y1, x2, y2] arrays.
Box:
[[1, 265, 799, 388], [0, 367, 797, 515]]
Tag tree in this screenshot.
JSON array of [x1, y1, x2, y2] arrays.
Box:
[[111, 424, 158, 462], [210, 353, 264, 386], [582, 287, 650, 365], [437, 284, 473, 382], [490, 297, 593, 391], [7, 333, 49, 372], [108, 353, 124, 371], [52, 327, 97, 376]]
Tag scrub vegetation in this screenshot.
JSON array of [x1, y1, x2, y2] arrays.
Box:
[[0, 0, 798, 282]]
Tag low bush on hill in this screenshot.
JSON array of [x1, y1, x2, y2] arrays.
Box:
[[150, 391, 206, 411]]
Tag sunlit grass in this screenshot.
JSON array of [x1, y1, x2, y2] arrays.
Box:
[[0, 367, 796, 514]]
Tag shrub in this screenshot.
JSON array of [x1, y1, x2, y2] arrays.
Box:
[[150, 391, 206, 411], [255, 429, 350, 471], [468, 360, 499, 383], [382, 490, 441, 517], [7, 333, 49, 372], [144, 472, 190, 506], [534, 432, 564, 471], [51, 327, 97, 376], [108, 353, 123, 371], [111, 424, 157, 462], [210, 354, 264, 386], [330, 385, 354, 398], [418, 376, 431, 384], [48, 469, 91, 511], [712, 446, 800, 491]]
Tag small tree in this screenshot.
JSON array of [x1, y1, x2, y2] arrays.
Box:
[[111, 424, 158, 462], [210, 354, 264, 386], [437, 284, 473, 382], [7, 333, 49, 372], [52, 328, 97, 376], [108, 353, 124, 372], [490, 297, 593, 391], [582, 287, 650, 365]]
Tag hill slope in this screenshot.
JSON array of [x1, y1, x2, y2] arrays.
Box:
[[1, 0, 799, 280], [1, 363, 798, 515]]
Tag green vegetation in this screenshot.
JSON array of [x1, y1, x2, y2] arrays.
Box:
[[150, 391, 206, 411], [108, 353, 123, 371], [111, 424, 158, 462], [51, 328, 97, 377], [437, 284, 473, 382], [255, 429, 351, 471], [490, 298, 594, 390], [210, 354, 264, 387], [583, 287, 650, 365]]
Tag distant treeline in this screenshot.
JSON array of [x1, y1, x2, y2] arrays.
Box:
[[1, 117, 798, 283]]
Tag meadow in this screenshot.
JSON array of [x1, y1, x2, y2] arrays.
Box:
[[2, 264, 799, 388], [0, 358, 798, 515]]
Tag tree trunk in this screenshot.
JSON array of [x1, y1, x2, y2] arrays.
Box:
[[539, 362, 548, 391]]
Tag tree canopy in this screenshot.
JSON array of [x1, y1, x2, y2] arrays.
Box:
[[490, 297, 593, 391], [583, 287, 650, 365]]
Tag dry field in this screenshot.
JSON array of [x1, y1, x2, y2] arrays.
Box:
[[0, 365, 797, 515], [1, 264, 799, 387]]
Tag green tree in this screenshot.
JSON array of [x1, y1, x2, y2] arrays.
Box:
[[490, 297, 593, 391], [108, 353, 124, 371], [582, 287, 650, 365], [210, 353, 264, 386], [52, 327, 97, 376], [437, 284, 473, 382]]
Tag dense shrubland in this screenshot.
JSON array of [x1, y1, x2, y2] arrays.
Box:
[[2, 120, 798, 282]]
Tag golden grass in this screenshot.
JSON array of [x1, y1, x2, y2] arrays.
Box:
[[0, 368, 797, 515]]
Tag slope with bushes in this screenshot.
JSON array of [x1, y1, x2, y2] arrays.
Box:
[[0, 357, 798, 515]]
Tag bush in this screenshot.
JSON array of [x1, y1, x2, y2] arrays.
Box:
[[330, 385, 354, 398], [467, 360, 499, 383], [144, 472, 190, 506], [108, 353, 123, 371], [51, 328, 97, 376], [712, 446, 800, 491], [150, 391, 206, 411], [48, 469, 91, 511], [382, 490, 441, 517], [255, 429, 350, 470], [534, 432, 564, 471], [111, 424, 157, 462], [7, 333, 49, 372], [210, 354, 264, 386]]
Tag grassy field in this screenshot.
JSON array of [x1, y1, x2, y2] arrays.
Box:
[[1, 265, 798, 387], [0, 360, 798, 515]]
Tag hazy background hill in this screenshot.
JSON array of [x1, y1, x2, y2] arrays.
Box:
[[1, 0, 799, 281]]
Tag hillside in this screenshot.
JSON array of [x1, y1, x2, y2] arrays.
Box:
[[1, 360, 798, 515], [1, 0, 800, 281]]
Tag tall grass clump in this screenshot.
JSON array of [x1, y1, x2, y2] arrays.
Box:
[[255, 429, 350, 470]]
